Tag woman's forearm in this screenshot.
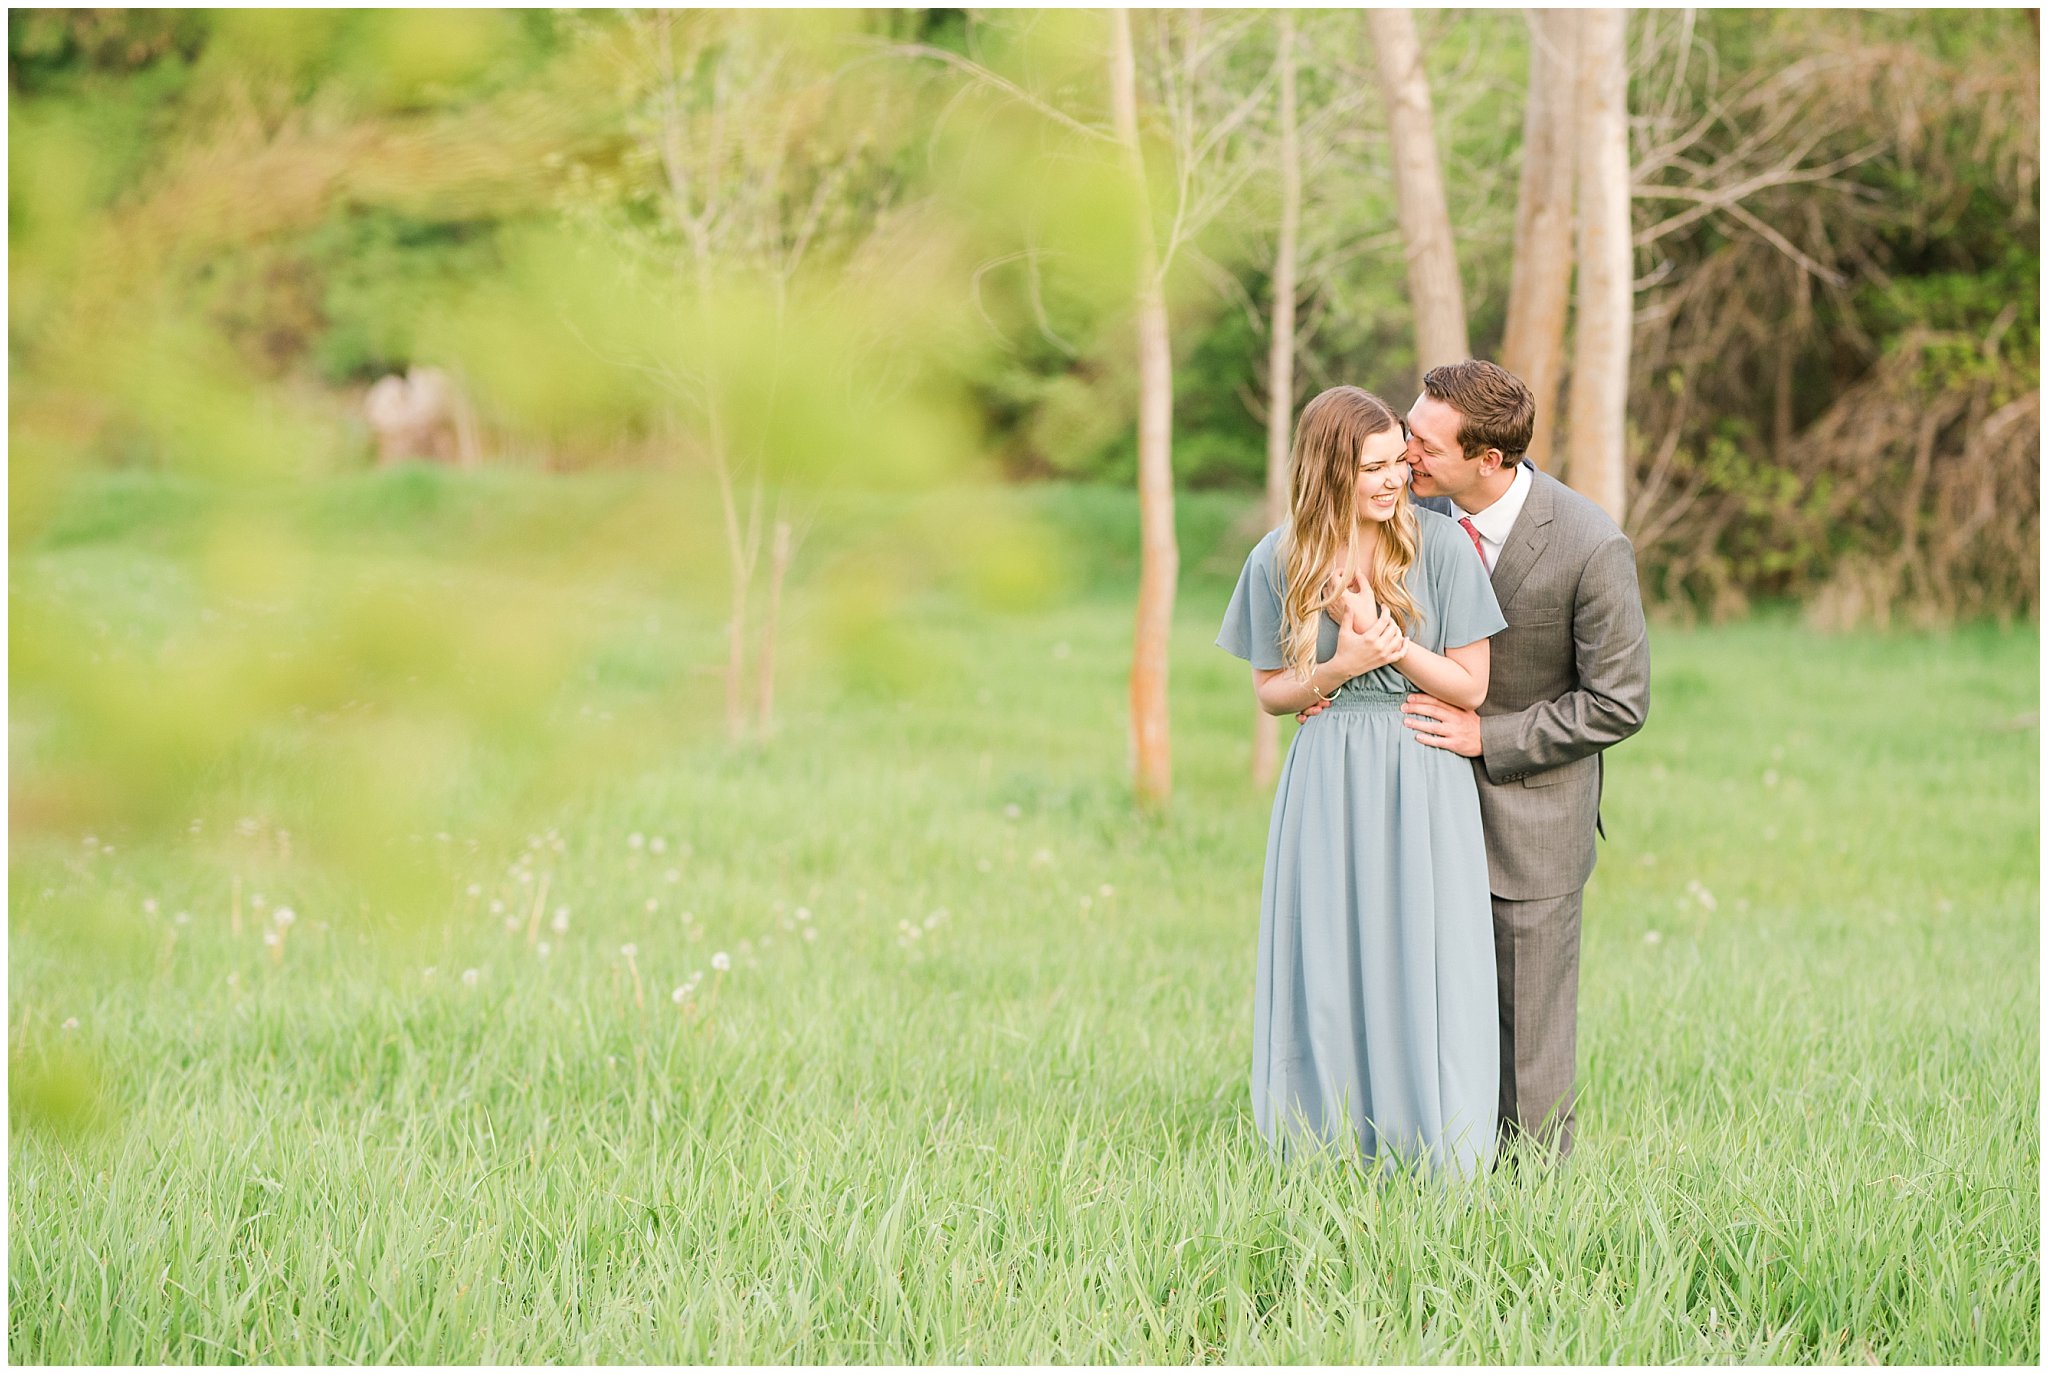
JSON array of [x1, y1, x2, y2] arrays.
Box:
[[1395, 641, 1488, 709], [1254, 659, 1345, 716]]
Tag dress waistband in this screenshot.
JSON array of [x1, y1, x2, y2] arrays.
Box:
[[1316, 687, 1407, 712]]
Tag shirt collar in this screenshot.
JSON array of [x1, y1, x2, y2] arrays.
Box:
[[1462, 461, 1534, 545]]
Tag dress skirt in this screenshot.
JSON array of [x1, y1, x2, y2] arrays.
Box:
[[1251, 684, 1499, 1180]]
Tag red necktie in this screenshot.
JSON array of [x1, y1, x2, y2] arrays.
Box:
[[1459, 516, 1490, 572]]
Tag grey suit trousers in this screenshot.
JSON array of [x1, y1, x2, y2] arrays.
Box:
[[1492, 888, 1582, 1160]]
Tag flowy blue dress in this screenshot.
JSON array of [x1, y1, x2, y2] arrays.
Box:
[[1217, 507, 1508, 1179]]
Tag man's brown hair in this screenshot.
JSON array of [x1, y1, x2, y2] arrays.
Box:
[[1421, 359, 1535, 466]]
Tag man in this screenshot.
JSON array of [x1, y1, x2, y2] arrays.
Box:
[[1344, 358, 1650, 1162]]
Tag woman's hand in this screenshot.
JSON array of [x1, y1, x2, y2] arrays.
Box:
[[1332, 604, 1407, 680], [1338, 577, 1375, 633]]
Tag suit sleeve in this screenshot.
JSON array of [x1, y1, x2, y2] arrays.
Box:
[[1478, 532, 1651, 781]]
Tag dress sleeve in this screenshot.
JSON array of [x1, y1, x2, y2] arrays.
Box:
[[1216, 534, 1288, 670], [1431, 517, 1508, 649]]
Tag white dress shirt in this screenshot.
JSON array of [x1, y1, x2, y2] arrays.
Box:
[[1456, 461, 1534, 572]]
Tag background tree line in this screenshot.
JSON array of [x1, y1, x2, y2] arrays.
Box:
[[12, 6, 2036, 642]]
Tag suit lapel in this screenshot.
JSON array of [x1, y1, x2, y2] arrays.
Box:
[[1489, 467, 1555, 607]]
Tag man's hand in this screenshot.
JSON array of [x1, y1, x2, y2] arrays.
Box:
[[1404, 692, 1483, 757]]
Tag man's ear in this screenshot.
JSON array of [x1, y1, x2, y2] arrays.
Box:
[[1478, 446, 1506, 477]]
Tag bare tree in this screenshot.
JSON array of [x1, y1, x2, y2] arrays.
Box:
[[1369, 8, 1470, 376], [903, 11, 1272, 805], [1252, 11, 1301, 790], [1109, 7, 1178, 808], [1500, 9, 1579, 473], [626, 11, 914, 741], [1564, 8, 1630, 523]]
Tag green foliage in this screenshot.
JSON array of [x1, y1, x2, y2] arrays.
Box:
[[7, 9, 206, 90], [6, 8, 2036, 621], [303, 211, 506, 382]]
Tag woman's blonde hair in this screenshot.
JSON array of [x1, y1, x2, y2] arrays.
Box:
[[1278, 386, 1421, 683]]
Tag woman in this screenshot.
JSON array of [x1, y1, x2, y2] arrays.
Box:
[[1216, 385, 1506, 1180]]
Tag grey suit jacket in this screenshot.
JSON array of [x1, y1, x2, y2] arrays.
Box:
[[1423, 467, 1650, 900]]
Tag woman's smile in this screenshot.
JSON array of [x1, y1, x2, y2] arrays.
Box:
[[1356, 427, 1410, 522]]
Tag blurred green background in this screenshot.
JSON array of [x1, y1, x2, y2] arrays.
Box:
[[8, 9, 2038, 1362]]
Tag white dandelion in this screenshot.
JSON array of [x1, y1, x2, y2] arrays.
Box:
[[461, 968, 480, 988], [272, 906, 296, 928], [551, 906, 571, 934], [61, 1016, 80, 1032], [537, 941, 552, 958], [620, 943, 639, 959], [711, 951, 731, 972], [1004, 804, 1021, 820], [628, 832, 645, 850], [650, 836, 668, 855], [794, 907, 811, 922], [142, 898, 159, 915]]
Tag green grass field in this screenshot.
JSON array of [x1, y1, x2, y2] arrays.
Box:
[[10, 474, 2039, 1363]]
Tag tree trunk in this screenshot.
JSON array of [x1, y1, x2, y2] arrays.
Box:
[[1254, 12, 1300, 790], [715, 448, 763, 744], [1110, 7, 1177, 809], [1369, 8, 1470, 378], [1501, 9, 1579, 473], [756, 513, 792, 737], [1565, 7, 1630, 525]]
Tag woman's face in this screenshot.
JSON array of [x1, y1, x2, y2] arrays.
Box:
[[1354, 427, 1411, 523]]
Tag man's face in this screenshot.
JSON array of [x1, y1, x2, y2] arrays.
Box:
[[1404, 394, 1481, 501]]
